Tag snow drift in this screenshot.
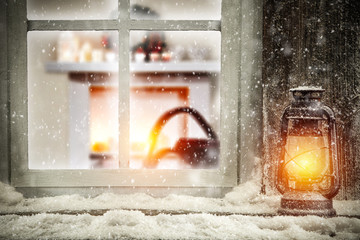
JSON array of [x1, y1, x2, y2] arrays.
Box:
[[0, 167, 359, 239]]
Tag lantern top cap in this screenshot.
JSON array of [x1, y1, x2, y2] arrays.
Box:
[[290, 86, 325, 92], [290, 86, 324, 101]]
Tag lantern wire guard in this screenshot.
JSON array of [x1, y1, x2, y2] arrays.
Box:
[[277, 87, 340, 216]]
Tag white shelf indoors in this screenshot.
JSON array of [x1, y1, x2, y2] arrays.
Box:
[[45, 61, 221, 73], [45, 62, 118, 73], [130, 61, 220, 73]]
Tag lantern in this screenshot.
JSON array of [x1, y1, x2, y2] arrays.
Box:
[[277, 87, 340, 216]]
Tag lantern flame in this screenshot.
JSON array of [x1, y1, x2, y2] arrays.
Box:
[[285, 148, 328, 180]]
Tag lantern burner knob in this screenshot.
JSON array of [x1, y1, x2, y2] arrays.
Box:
[[290, 86, 324, 102]]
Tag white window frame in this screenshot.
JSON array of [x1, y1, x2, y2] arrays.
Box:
[[8, 0, 243, 190]]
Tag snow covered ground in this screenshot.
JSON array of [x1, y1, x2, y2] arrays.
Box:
[[1, 179, 360, 239], [1, 210, 360, 240]]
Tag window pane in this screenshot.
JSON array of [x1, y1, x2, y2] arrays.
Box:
[[130, 31, 221, 169], [28, 31, 119, 169], [27, 0, 118, 20], [130, 0, 221, 20]]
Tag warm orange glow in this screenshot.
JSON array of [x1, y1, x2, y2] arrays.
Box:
[[129, 121, 152, 158], [89, 86, 118, 154], [284, 136, 330, 184], [286, 152, 322, 180], [92, 141, 110, 153], [130, 127, 170, 157], [129, 86, 190, 160], [130, 123, 151, 149]]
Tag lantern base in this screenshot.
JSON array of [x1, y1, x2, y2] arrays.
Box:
[[278, 191, 336, 217]]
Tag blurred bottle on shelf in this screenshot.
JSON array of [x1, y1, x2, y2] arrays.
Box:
[[134, 47, 146, 62], [91, 49, 104, 62], [57, 32, 79, 62], [102, 34, 117, 62], [79, 42, 93, 62], [132, 32, 167, 62]]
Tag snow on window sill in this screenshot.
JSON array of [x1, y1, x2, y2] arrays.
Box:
[[1, 180, 360, 239], [1, 180, 359, 217]]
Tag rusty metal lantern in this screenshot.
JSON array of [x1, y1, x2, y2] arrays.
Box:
[[277, 87, 340, 216]]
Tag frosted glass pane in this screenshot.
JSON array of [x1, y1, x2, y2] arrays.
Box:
[[28, 31, 119, 169], [27, 0, 118, 20], [130, 0, 221, 20], [129, 31, 221, 169]]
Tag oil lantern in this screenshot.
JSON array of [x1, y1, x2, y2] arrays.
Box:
[[277, 86, 340, 216]]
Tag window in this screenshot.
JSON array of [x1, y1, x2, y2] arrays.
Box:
[[9, 0, 242, 189]]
